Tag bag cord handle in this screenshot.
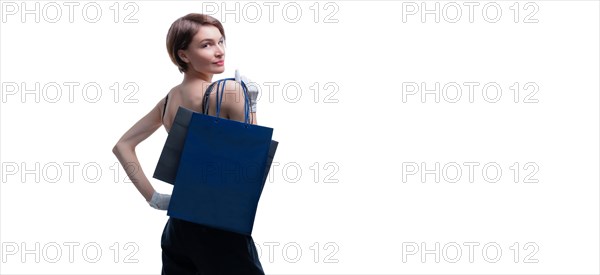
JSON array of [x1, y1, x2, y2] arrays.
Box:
[[201, 78, 252, 125]]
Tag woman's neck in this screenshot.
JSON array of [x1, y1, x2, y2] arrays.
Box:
[[182, 70, 213, 84]]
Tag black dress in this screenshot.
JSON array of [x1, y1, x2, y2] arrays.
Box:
[[161, 217, 265, 275]]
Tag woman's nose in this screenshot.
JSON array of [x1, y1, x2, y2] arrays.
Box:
[[215, 45, 225, 56]]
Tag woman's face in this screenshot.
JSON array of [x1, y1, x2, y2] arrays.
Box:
[[178, 25, 226, 75]]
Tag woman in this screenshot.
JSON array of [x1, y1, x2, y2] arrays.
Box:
[[112, 13, 264, 275]]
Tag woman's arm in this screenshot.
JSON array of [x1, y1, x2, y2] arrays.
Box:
[[112, 100, 164, 202]]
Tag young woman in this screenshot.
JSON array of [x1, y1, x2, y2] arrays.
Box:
[[112, 13, 264, 275]]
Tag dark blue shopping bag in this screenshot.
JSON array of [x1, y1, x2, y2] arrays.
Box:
[[165, 78, 276, 235], [153, 105, 278, 186]]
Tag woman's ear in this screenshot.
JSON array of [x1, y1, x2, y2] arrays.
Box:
[[178, 50, 189, 63]]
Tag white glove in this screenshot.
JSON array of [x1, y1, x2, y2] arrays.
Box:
[[148, 191, 171, 210], [235, 69, 258, 113]]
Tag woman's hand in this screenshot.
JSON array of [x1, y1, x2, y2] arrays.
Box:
[[148, 191, 171, 210], [235, 69, 259, 113]]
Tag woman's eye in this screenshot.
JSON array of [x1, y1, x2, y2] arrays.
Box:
[[200, 40, 223, 48]]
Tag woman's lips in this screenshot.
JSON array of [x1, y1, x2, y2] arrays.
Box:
[[214, 61, 224, 66]]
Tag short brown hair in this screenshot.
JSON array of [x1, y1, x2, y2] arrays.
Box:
[[166, 13, 226, 73]]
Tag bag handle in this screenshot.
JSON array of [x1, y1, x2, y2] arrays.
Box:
[[202, 78, 252, 125]]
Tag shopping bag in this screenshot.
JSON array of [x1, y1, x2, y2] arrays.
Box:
[[152, 106, 193, 185], [165, 78, 277, 235], [153, 81, 278, 186]]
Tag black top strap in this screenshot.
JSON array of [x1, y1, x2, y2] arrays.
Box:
[[162, 94, 169, 121], [202, 81, 219, 114]]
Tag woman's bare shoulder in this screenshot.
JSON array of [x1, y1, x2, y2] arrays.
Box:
[[168, 82, 211, 108], [220, 79, 244, 97]]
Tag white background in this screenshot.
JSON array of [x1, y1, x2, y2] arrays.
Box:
[[1, 1, 598, 274]]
